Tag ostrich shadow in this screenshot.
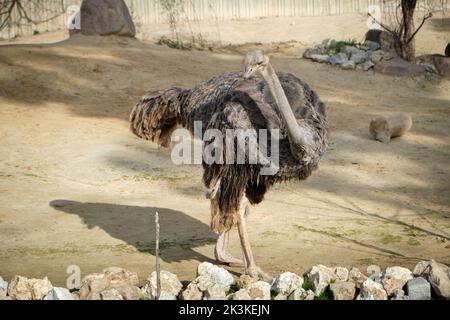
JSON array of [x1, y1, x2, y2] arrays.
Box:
[[49, 200, 218, 264]]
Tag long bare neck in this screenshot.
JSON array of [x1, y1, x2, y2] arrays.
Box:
[[260, 63, 312, 154]]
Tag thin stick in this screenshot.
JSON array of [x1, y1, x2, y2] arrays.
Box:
[[155, 211, 161, 300]]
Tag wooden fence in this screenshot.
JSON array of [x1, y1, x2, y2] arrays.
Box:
[[1, 0, 447, 39]]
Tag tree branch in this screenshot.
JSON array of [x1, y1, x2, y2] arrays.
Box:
[[407, 12, 433, 44], [367, 12, 396, 36]]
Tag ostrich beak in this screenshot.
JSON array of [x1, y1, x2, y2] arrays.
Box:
[[243, 67, 253, 79]]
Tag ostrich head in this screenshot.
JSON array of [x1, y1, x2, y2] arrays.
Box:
[[243, 50, 270, 79]]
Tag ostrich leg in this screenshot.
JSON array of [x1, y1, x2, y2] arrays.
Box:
[[214, 231, 243, 266], [237, 196, 272, 281]]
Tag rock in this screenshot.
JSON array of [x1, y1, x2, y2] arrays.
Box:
[[0, 276, 8, 299], [197, 262, 234, 291], [367, 265, 382, 276], [246, 281, 271, 300], [232, 289, 251, 300], [236, 275, 258, 289], [416, 54, 450, 78], [80, 0, 136, 37], [341, 61, 356, 70], [406, 277, 431, 300], [79, 273, 110, 300], [113, 285, 141, 300], [343, 45, 363, 57], [71, 291, 80, 300], [273, 293, 288, 300], [334, 267, 349, 281], [44, 287, 74, 300], [349, 268, 368, 289], [365, 30, 396, 52], [203, 284, 227, 300], [385, 267, 413, 283], [330, 281, 356, 300], [370, 50, 384, 63], [288, 288, 315, 300], [145, 270, 183, 300], [370, 272, 384, 284], [271, 272, 304, 296], [329, 53, 348, 66], [428, 261, 450, 299], [413, 261, 430, 277], [382, 266, 413, 296], [357, 279, 388, 300], [350, 51, 369, 64], [8, 276, 53, 300], [391, 289, 409, 300], [304, 265, 336, 296], [181, 282, 203, 300], [310, 54, 330, 63], [159, 291, 178, 300], [357, 60, 375, 71], [79, 268, 140, 300], [100, 288, 123, 300], [374, 58, 428, 77], [303, 48, 324, 59], [103, 267, 139, 287], [365, 40, 381, 51]]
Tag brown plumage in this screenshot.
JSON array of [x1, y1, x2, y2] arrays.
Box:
[[130, 71, 328, 233]]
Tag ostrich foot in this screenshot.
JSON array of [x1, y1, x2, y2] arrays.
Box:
[[247, 266, 273, 282], [214, 231, 244, 266], [214, 249, 244, 266]]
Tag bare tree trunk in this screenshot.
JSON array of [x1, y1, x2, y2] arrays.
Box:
[[398, 0, 417, 62]]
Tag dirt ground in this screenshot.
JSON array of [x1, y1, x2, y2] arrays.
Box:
[[0, 15, 449, 287]]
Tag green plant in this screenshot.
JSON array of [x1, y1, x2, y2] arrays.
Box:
[[314, 286, 334, 300], [302, 279, 312, 291], [158, 36, 191, 50], [159, 0, 184, 40], [226, 284, 240, 296], [33, 30, 39, 35]]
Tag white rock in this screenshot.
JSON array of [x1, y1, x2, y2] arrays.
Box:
[[197, 262, 234, 291], [203, 284, 227, 300], [247, 281, 271, 300], [102, 267, 139, 287], [329, 53, 349, 66], [0, 276, 8, 299], [100, 288, 123, 300], [349, 267, 368, 289], [288, 288, 315, 300], [232, 289, 252, 300], [79, 273, 110, 300], [236, 275, 258, 289], [382, 266, 413, 296], [367, 265, 382, 276], [145, 270, 183, 300], [304, 265, 336, 296], [428, 261, 450, 299], [44, 287, 74, 300], [273, 293, 288, 300], [330, 281, 356, 300], [271, 272, 304, 296], [159, 291, 178, 300], [357, 279, 388, 300], [181, 282, 203, 300], [334, 267, 349, 281], [8, 276, 53, 300]]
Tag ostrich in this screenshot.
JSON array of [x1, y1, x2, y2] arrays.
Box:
[[130, 50, 328, 279]]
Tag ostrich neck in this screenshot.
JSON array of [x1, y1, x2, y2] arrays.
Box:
[[260, 63, 309, 152]]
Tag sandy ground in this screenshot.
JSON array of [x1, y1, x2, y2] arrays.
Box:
[[0, 15, 449, 286]]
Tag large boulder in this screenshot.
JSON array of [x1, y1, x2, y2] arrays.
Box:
[[381, 266, 413, 297], [8, 276, 53, 300], [330, 281, 356, 300], [374, 58, 428, 77], [416, 54, 450, 78], [271, 272, 304, 296], [303, 265, 336, 296], [79, 267, 141, 300], [80, 0, 136, 37], [143, 270, 183, 300], [365, 29, 396, 54], [44, 287, 75, 300], [357, 278, 388, 300], [406, 277, 431, 300]]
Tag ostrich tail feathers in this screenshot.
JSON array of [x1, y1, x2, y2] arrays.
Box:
[[129, 87, 189, 147]]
